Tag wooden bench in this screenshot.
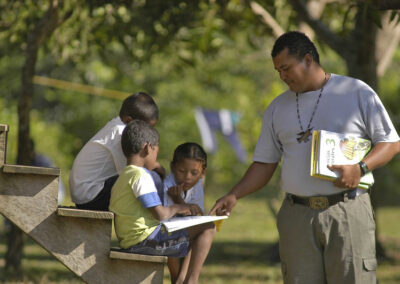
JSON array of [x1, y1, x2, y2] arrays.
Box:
[[57, 207, 167, 263], [110, 248, 167, 263], [57, 207, 114, 219], [0, 123, 165, 283]]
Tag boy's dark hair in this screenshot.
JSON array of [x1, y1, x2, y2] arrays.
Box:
[[119, 92, 159, 123], [171, 142, 207, 170], [121, 119, 159, 158], [271, 31, 320, 64]]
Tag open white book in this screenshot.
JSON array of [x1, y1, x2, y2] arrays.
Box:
[[160, 215, 228, 233], [310, 130, 374, 189]]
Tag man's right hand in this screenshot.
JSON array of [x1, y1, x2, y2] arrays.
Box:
[[209, 193, 237, 216]]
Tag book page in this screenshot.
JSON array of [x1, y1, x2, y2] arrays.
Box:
[[310, 130, 320, 177], [161, 215, 228, 233]]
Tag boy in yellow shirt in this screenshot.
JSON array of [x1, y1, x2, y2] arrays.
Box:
[[109, 120, 215, 284]]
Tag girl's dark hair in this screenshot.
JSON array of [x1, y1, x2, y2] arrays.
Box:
[[121, 119, 159, 158], [171, 142, 207, 170], [271, 31, 320, 65]]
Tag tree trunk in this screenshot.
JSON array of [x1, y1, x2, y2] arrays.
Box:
[[4, 223, 25, 274], [345, 4, 378, 91], [345, 3, 389, 260], [5, 23, 40, 278]]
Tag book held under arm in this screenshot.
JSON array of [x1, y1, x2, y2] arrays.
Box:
[[310, 130, 374, 189], [161, 215, 228, 233]]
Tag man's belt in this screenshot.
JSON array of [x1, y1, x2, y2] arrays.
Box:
[[287, 189, 364, 210]]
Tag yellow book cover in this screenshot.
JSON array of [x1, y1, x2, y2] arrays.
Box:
[[310, 130, 373, 189]]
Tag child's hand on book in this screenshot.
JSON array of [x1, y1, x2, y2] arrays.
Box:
[[327, 164, 361, 189], [175, 204, 203, 217], [187, 203, 203, 216], [176, 204, 193, 216]]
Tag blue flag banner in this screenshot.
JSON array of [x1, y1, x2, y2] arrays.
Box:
[[194, 107, 247, 163]]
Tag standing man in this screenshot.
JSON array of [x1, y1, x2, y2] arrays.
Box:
[[210, 31, 400, 283]]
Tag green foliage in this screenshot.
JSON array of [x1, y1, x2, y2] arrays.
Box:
[[146, 34, 279, 187], [0, 98, 18, 164], [0, 97, 73, 196], [374, 48, 400, 206], [0, 49, 24, 101], [1, 0, 399, 206], [0, 0, 284, 201]]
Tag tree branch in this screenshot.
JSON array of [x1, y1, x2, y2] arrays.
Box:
[[376, 11, 400, 76], [288, 0, 351, 58], [298, 0, 330, 39], [377, 0, 400, 10], [249, 1, 285, 38]]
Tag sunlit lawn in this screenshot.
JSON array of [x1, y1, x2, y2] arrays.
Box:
[[0, 190, 399, 283]]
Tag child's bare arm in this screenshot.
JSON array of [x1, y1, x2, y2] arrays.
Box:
[[167, 184, 185, 204], [149, 204, 193, 221]]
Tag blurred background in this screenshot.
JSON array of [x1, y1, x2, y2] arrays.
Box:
[[1, 0, 400, 283]]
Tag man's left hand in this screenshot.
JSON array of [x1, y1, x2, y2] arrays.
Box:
[[328, 164, 361, 189]]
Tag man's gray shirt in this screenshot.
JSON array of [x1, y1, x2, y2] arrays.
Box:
[[253, 74, 399, 196]]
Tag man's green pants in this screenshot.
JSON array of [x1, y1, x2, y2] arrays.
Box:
[[277, 192, 377, 284]]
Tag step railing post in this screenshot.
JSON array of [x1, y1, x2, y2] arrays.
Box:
[[0, 124, 9, 167]]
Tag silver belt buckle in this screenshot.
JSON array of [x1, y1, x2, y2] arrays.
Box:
[[309, 196, 329, 209]]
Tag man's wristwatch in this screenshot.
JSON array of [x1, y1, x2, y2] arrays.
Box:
[[358, 161, 370, 176]]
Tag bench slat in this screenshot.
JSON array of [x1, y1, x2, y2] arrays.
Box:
[[57, 207, 114, 220], [3, 164, 60, 176], [110, 249, 167, 263]]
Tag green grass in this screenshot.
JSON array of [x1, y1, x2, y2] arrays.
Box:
[[1, 192, 400, 283]]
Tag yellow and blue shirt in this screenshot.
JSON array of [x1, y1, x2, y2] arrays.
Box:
[[109, 165, 162, 249]]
